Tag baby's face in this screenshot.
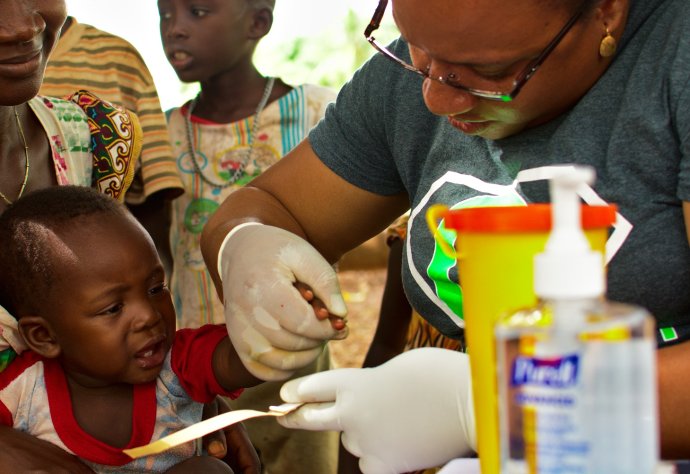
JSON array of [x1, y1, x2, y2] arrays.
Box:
[[45, 212, 176, 387]]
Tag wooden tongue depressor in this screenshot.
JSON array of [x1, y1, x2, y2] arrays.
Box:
[[123, 402, 304, 459]]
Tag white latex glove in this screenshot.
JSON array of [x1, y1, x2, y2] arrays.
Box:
[[218, 223, 348, 381], [278, 348, 476, 474]]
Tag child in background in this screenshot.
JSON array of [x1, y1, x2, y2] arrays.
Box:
[[0, 185, 263, 473], [159, 0, 339, 471]]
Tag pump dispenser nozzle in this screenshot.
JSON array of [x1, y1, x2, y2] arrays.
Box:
[[534, 166, 605, 299]]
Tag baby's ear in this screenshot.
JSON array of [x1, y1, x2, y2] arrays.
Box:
[[18, 317, 61, 358]]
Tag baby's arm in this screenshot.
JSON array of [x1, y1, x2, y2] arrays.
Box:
[[212, 337, 263, 392]]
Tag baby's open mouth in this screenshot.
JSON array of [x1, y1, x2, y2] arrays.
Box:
[[135, 337, 166, 369]]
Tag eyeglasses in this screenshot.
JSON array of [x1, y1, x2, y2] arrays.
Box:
[[364, 0, 588, 102]]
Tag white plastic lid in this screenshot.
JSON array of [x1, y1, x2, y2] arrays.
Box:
[[534, 166, 605, 299]]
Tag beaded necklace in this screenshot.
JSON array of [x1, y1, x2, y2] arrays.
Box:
[[184, 77, 275, 188]]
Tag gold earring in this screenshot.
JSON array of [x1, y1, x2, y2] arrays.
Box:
[[599, 27, 617, 58]]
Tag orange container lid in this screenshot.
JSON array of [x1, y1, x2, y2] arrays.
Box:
[[443, 204, 617, 233]]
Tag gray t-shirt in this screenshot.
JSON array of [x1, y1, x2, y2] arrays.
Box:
[[310, 0, 690, 346]]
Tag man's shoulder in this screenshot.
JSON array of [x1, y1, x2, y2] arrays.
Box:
[[78, 22, 138, 49], [67, 21, 148, 65]]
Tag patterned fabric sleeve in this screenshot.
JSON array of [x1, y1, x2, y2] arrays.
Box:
[[69, 90, 141, 202]]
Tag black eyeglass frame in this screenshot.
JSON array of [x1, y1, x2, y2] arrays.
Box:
[[364, 0, 588, 102]]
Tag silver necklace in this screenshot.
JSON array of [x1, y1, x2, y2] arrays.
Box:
[[0, 107, 30, 205], [184, 76, 275, 188]]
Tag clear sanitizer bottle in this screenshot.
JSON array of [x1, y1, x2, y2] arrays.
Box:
[[495, 167, 659, 474]]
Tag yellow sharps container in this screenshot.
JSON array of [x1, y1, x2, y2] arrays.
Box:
[[427, 204, 616, 474]]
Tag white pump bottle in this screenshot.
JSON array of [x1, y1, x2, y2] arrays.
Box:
[[495, 166, 659, 474]]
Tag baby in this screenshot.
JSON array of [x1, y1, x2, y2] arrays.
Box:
[[0, 185, 263, 473]]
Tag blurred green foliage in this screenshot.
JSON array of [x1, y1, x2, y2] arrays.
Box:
[[254, 9, 399, 90]]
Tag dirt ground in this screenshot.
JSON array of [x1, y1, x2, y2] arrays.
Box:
[[328, 268, 388, 368]]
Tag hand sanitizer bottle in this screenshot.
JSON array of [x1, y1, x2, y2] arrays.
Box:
[[495, 167, 659, 474]]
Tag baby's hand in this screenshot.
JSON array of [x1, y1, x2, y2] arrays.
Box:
[[295, 281, 348, 332]]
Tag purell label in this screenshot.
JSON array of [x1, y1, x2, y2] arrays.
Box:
[[511, 354, 579, 388]]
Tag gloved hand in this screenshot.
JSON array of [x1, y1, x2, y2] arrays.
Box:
[[278, 348, 476, 474], [218, 223, 348, 381]]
